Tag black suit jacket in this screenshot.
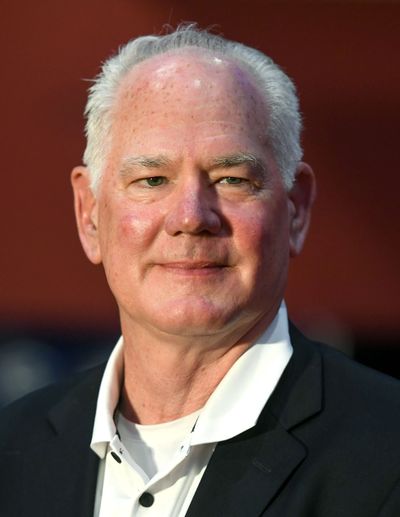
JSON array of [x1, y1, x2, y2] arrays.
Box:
[[1, 327, 400, 516]]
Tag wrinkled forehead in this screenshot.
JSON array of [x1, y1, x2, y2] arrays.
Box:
[[113, 49, 267, 121]]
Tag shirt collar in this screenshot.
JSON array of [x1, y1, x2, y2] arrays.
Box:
[[191, 302, 292, 444], [91, 336, 124, 457], [91, 303, 292, 457]]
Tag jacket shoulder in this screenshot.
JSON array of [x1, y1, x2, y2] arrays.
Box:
[[285, 324, 400, 448], [290, 323, 400, 405], [317, 337, 400, 410], [0, 364, 105, 451]]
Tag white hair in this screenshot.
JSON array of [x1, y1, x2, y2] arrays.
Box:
[[83, 25, 303, 191]]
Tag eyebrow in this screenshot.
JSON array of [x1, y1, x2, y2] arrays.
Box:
[[119, 155, 171, 178], [119, 152, 266, 178], [210, 152, 265, 172]]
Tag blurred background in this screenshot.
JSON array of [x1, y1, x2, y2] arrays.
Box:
[[1, 0, 399, 407]]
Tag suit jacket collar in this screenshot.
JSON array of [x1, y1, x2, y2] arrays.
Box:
[[186, 324, 323, 517]]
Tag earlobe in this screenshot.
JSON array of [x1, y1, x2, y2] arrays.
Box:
[[288, 162, 316, 257], [70, 166, 102, 264]]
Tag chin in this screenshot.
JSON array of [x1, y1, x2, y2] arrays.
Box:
[[147, 297, 239, 337]]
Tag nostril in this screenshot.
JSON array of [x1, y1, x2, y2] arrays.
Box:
[[165, 201, 222, 236]]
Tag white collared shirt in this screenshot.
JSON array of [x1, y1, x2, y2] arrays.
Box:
[[91, 303, 293, 517]]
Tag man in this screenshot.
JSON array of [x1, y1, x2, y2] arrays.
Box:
[[1, 25, 399, 517]]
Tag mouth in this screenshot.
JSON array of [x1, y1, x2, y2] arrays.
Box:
[[155, 261, 228, 276]]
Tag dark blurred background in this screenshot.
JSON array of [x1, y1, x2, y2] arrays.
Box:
[[1, 0, 399, 407]]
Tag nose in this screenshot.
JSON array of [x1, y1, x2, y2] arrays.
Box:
[[164, 180, 222, 236]]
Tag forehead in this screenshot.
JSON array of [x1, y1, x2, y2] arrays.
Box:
[[107, 50, 270, 164], [115, 50, 266, 123]]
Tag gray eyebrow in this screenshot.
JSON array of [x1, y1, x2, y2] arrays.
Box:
[[210, 152, 265, 171], [119, 152, 265, 178], [119, 155, 171, 177]]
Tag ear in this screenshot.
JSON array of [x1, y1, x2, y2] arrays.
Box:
[[287, 162, 316, 257], [70, 166, 102, 264]]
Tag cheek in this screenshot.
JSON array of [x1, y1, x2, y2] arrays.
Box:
[[231, 202, 290, 267], [100, 206, 162, 293], [119, 211, 156, 245], [100, 200, 163, 264], [109, 202, 160, 246]]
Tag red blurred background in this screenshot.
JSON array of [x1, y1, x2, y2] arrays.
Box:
[[1, 1, 399, 352]]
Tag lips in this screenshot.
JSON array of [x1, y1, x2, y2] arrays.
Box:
[[155, 260, 228, 276], [159, 261, 225, 269]]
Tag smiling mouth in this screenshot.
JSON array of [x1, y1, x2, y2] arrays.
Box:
[[156, 261, 228, 276]]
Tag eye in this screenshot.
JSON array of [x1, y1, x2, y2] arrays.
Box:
[[219, 176, 245, 185], [144, 176, 165, 187]]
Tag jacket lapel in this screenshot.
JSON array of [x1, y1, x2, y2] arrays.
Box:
[[186, 327, 323, 517], [20, 366, 104, 517]]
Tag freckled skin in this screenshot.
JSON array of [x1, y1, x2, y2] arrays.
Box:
[[95, 50, 293, 341]]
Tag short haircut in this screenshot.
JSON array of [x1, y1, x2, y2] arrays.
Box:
[[83, 24, 303, 191]]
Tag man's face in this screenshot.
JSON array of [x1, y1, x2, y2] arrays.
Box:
[[75, 51, 309, 341]]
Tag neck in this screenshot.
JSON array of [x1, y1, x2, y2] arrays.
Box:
[[119, 310, 277, 425]]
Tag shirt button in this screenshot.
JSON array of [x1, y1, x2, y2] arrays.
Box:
[[139, 492, 154, 507], [110, 451, 122, 464]]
